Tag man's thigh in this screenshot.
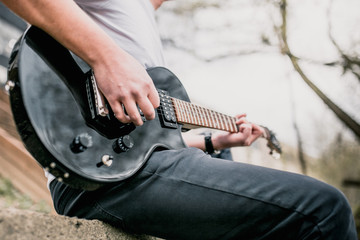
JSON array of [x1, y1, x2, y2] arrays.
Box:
[[88, 148, 329, 239]]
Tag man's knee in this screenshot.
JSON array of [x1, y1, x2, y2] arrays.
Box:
[[313, 183, 356, 239]]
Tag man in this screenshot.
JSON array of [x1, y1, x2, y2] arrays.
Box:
[[1, 0, 357, 239]]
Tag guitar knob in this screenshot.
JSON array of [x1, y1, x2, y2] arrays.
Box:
[[70, 133, 93, 153], [113, 135, 134, 153]]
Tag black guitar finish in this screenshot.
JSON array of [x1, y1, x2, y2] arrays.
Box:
[[8, 26, 190, 190]]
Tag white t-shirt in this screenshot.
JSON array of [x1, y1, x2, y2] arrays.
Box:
[[46, 0, 165, 188], [75, 0, 165, 67]]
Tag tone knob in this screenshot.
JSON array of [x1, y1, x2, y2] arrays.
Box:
[[70, 133, 93, 153], [113, 135, 134, 153]]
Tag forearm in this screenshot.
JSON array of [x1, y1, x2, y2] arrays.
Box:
[[2, 0, 159, 125], [183, 120, 265, 152], [182, 132, 227, 152], [1, 0, 126, 68]]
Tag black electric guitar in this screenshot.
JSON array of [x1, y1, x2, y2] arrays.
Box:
[[7, 26, 281, 190]]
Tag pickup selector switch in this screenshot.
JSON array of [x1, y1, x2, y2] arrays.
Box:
[[113, 135, 134, 153]]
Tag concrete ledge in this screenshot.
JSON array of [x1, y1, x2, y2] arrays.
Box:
[[0, 208, 157, 240]]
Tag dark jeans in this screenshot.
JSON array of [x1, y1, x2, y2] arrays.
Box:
[[50, 148, 357, 240]]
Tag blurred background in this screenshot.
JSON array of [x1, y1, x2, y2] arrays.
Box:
[[0, 0, 359, 236], [157, 0, 360, 219], [157, 0, 360, 224]]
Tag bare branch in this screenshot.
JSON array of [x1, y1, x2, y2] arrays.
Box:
[[162, 38, 278, 62], [278, 0, 360, 141], [327, 0, 360, 82]]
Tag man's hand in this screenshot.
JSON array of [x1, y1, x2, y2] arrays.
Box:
[[0, 0, 160, 127], [211, 114, 264, 149], [93, 50, 160, 126]]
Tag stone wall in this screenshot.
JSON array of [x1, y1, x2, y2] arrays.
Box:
[[0, 207, 157, 240]]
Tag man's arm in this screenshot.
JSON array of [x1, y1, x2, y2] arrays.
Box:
[[183, 114, 264, 151], [1, 0, 159, 126]]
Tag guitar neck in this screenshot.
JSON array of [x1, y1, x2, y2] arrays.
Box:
[[172, 98, 239, 133], [171, 97, 282, 156]]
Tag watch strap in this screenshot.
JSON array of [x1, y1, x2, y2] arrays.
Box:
[[204, 134, 215, 154]]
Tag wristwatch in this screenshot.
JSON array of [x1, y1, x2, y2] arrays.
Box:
[[204, 134, 215, 154]]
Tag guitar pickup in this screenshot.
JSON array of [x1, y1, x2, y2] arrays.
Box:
[[85, 70, 109, 119], [157, 89, 177, 129]]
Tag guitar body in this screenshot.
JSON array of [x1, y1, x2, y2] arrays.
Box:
[[8, 27, 190, 190]]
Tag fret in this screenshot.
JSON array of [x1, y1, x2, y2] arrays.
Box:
[[213, 111, 220, 129], [218, 113, 227, 131], [179, 100, 185, 122], [210, 109, 216, 128], [221, 113, 229, 132], [195, 105, 201, 126], [179, 100, 188, 123], [195, 105, 206, 126], [173, 99, 182, 122], [222, 115, 237, 133], [222, 113, 228, 131], [191, 103, 199, 125], [190, 104, 200, 125], [184, 101, 191, 123], [212, 110, 218, 129], [204, 108, 213, 128], [231, 117, 238, 132], [172, 99, 179, 121], [227, 115, 234, 132], [210, 109, 218, 129], [225, 115, 234, 132], [199, 106, 208, 127], [193, 105, 199, 125], [177, 99, 186, 122], [222, 114, 230, 132], [189, 102, 196, 125], [185, 101, 194, 124], [216, 112, 225, 131]]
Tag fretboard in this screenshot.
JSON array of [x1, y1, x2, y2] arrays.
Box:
[[172, 98, 238, 133]]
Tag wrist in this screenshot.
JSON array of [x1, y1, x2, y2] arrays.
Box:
[[210, 133, 230, 150], [204, 133, 222, 154], [204, 134, 214, 154]]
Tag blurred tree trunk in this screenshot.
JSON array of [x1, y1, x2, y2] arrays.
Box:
[[289, 80, 307, 174], [278, 0, 360, 142]]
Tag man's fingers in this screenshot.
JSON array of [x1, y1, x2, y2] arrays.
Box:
[[235, 113, 247, 119], [239, 123, 253, 146], [112, 96, 158, 126], [137, 97, 156, 121], [148, 84, 160, 109], [138, 84, 159, 120], [235, 114, 248, 125], [122, 101, 144, 126], [112, 102, 131, 123]]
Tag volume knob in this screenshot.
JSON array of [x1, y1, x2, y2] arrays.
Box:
[[70, 133, 93, 153], [113, 135, 134, 153]]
